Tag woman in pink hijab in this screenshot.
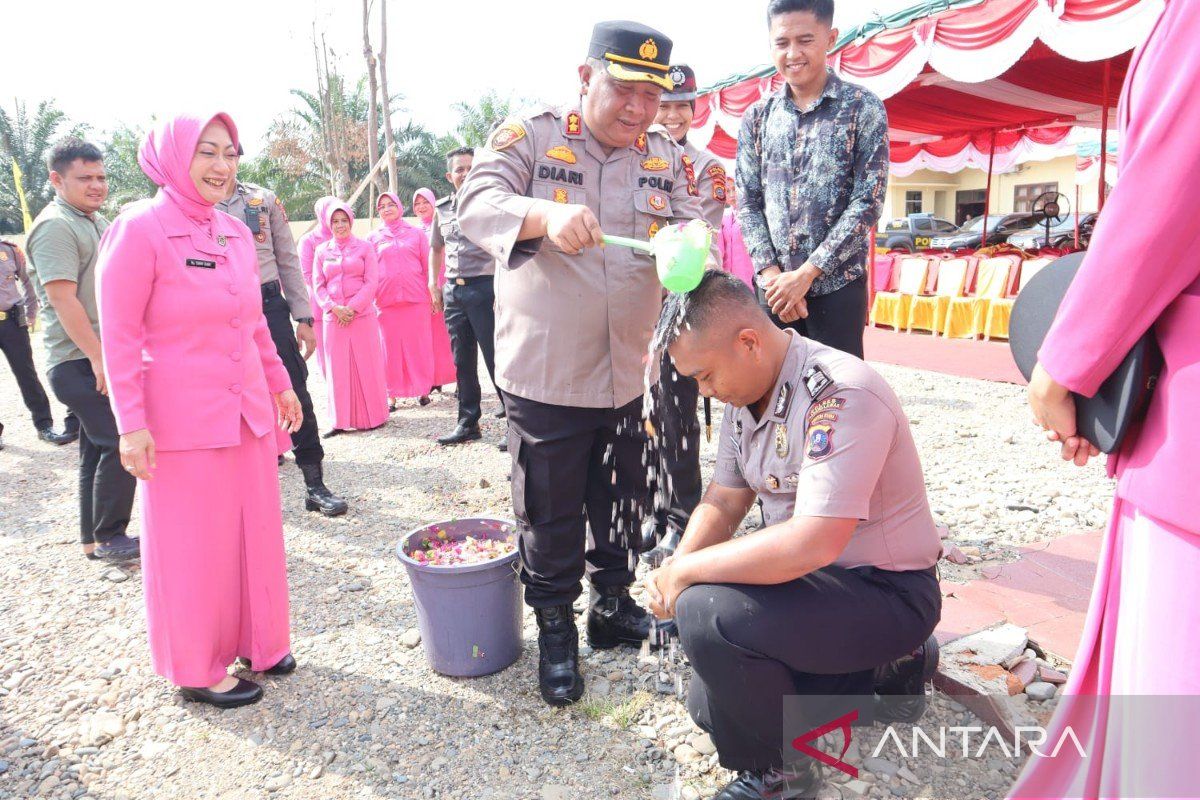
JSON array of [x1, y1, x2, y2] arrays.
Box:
[[96, 113, 302, 709], [719, 176, 754, 288], [368, 192, 434, 408], [312, 200, 389, 434], [414, 187, 457, 390], [1014, 2, 1200, 796], [298, 195, 337, 375]]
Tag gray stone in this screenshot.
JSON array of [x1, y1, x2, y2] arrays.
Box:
[[1025, 682, 1057, 702], [863, 757, 901, 778], [400, 630, 422, 648], [691, 733, 716, 756], [264, 773, 292, 792]]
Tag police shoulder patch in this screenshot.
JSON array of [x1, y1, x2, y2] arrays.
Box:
[[489, 123, 527, 152]]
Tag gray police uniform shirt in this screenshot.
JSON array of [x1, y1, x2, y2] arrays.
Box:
[[713, 332, 941, 572], [429, 194, 496, 281], [458, 106, 717, 409], [216, 182, 311, 320], [682, 137, 729, 243], [0, 241, 37, 325]]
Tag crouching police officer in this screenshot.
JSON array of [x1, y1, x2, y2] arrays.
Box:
[[217, 160, 348, 516], [646, 271, 942, 800], [458, 21, 716, 706]]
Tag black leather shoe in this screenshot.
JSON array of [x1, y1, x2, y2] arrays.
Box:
[[419, 395, 431, 407], [437, 424, 482, 446], [874, 634, 940, 724], [535, 605, 584, 706], [715, 762, 824, 800], [322, 428, 345, 439], [237, 653, 297, 676], [93, 535, 141, 563], [179, 678, 263, 709], [641, 528, 681, 568], [37, 426, 77, 446], [586, 585, 651, 649], [298, 462, 349, 517]]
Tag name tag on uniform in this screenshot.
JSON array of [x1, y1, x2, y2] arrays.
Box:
[[186, 258, 217, 269]]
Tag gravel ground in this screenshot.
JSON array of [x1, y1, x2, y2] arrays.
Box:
[[0, 339, 1111, 800]]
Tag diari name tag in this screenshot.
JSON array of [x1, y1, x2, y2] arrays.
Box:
[[185, 258, 217, 269]]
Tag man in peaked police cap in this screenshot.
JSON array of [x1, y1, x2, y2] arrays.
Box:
[[458, 20, 717, 707]]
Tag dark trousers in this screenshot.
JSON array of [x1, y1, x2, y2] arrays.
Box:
[[650, 349, 702, 535], [262, 286, 323, 465], [0, 310, 53, 430], [505, 393, 651, 608], [442, 278, 499, 428], [758, 277, 868, 359], [677, 565, 941, 772], [47, 359, 136, 545]]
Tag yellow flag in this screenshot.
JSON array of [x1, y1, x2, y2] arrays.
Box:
[[11, 158, 34, 233]]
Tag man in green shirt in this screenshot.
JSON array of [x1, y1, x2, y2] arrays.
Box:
[[27, 137, 139, 563]]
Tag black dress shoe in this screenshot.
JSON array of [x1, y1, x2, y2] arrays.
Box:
[[237, 653, 297, 675], [179, 678, 263, 709], [641, 528, 681, 568], [388, 400, 398, 413], [437, 424, 482, 446], [37, 426, 77, 446], [715, 762, 824, 800], [586, 585, 651, 649], [93, 535, 141, 563], [298, 462, 349, 517], [874, 634, 940, 723], [419, 395, 431, 407], [322, 428, 345, 439], [535, 605, 584, 706]]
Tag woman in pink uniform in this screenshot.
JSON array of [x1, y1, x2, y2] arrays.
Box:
[[312, 200, 389, 435], [719, 177, 754, 288], [414, 187, 457, 391], [298, 195, 336, 376], [368, 192, 434, 408], [1015, 2, 1199, 796], [97, 113, 302, 709]]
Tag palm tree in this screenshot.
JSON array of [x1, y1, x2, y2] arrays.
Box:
[[0, 100, 77, 231]]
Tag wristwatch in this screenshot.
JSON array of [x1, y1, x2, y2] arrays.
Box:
[[295, 317, 314, 326]]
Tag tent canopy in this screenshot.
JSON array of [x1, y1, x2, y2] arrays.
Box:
[[694, 0, 1162, 173]]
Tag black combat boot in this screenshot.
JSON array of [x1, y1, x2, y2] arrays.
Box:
[[641, 528, 682, 568], [586, 584, 651, 649], [715, 760, 825, 800], [874, 634, 940, 723], [639, 518, 665, 554], [535, 605, 584, 706], [298, 462, 349, 517]]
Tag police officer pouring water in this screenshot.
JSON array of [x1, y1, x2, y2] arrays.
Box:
[[217, 151, 348, 517], [641, 63, 729, 568], [458, 21, 715, 706], [646, 272, 942, 800]]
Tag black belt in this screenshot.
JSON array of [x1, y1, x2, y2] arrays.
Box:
[[449, 275, 492, 286], [261, 280, 282, 299], [0, 304, 17, 322]]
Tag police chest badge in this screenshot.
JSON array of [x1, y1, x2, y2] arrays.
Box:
[[545, 145, 577, 165], [805, 397, 846, 461], [648, 221, 661, 238], [216, 234, 227, 247], [648, 194, 667, 212], [553, 188, 569, 204], [255, 232, 267, 244], [248, 196, 264, 207], [642, 157, 669, 172], [775, 424, 789, 457], [489, 123, 526, 152]]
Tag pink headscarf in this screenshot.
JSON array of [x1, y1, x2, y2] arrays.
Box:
[[376, 192, 408, 234], [412, 188, 437, 227], [139, 112, 239, 223], [323, 199, 355, 241], [312, 195, 338, 241]]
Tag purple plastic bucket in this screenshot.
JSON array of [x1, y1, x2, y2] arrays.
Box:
[[396, 517, 523, 677]]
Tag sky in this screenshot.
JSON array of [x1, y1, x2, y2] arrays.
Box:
[[5, 0, 917, 156]]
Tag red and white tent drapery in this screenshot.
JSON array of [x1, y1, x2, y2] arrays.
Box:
[[694, 0, 1163, 173], [1076, 152, 1119, 185]]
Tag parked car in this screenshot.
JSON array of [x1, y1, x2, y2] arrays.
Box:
[[875, 214, 960, 252], [930, 213, 1044, 250], [1007, 213, 1099, 250]]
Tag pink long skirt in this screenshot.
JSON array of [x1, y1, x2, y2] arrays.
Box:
[[430, 309, 457, 387], [322, 310, 389, 430], [140, 421, 290, 688], [378, 302, 435, 398], [1009, 497, 1200, 799]]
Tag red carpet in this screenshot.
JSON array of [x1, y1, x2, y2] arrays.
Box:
[[864, 325, 1026, 385]]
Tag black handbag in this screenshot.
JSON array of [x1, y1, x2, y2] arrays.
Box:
[[1009, 252, 1163, 454]]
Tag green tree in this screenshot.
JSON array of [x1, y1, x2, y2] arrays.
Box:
[[101, 123, 156, 216], [452, 90, 533, 148], [0, 100, 81, 232]]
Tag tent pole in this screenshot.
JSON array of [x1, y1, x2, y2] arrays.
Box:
[[866, 233, 876, 326], [1075, 183, 1081, 249], [982, 129, 997, 251], [1098, 58, 1112, 211]]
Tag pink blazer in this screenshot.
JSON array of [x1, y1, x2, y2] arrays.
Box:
[[719, 209, 755, 288], [97, 193, 291, 452], [1038, 0, 1199, 533], [367, 224, 431, 307], [313, 237, 379, 315], [298, 231, 327, 289]]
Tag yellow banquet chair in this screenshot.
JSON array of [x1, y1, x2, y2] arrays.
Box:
[[941, 257, 1013, 340], [870, 256, 928, 330], [906, 257, 969, 335], [984, 257, 1054, 341]]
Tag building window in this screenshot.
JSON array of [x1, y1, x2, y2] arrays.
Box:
[[904, 191, 923, 215], [1014, 182, 1058, 213]]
